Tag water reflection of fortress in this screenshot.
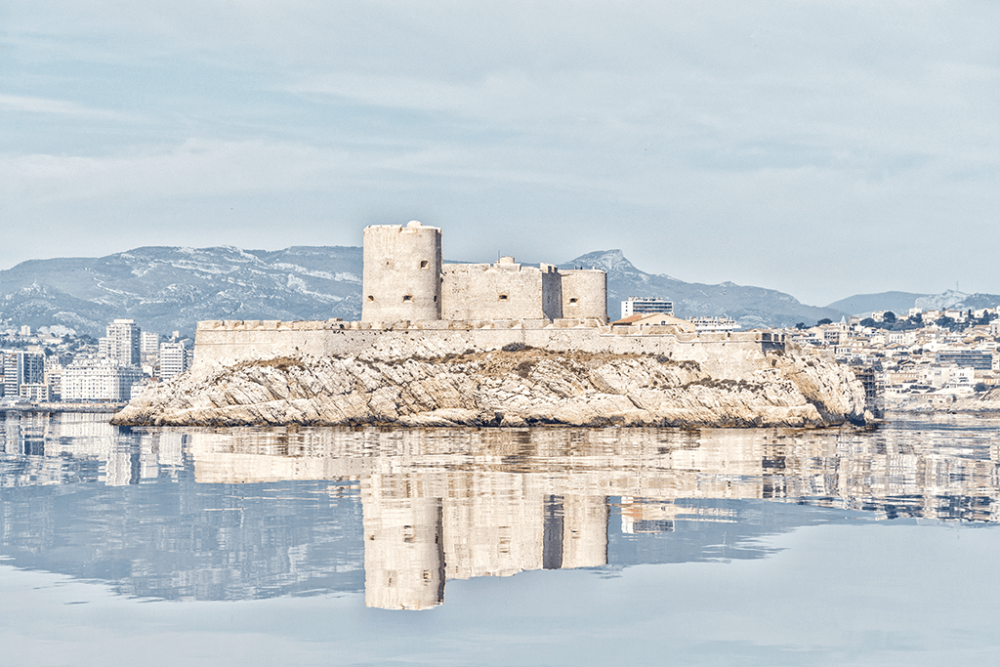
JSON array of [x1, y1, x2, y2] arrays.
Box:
[[4, 415, 1000, 609]]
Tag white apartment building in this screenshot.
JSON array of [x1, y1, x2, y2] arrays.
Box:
[[140, 331, 161, 356], [44, 364, 64, 401], [886, 331, 917, 345], [101, 319, 141, 366], [620, 297, 674, 320], [691, 316, 739, 333], [159, 342, 188, 380], [19, 383, 50, 402], [62, 359, 145, 402]]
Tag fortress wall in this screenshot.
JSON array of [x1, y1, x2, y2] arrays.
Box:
[[362, 222, 442, 323], [194, 319, 777, 379], [559, 270, 608, 323], [193, 320, 335, 369], [441, 259, 560, 321]]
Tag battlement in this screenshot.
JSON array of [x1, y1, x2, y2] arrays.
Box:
[[193, 317, 784, 381], [189, 221, 774, 379], [195, 317, 612, 332]]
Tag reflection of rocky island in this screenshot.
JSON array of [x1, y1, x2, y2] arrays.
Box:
[[5, 414, 1000, 608], [113, 222, 869, 428]]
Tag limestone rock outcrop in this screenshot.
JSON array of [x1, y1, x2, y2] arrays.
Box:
[[910, 388, 1000, 414], [112, 346, 870, 428]]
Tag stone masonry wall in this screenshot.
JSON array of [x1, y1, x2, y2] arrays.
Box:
[[559, 270, 607, 322], [362, 222, 442, 323], [193, 319, 782, 380], [441, 259, 560, 321]]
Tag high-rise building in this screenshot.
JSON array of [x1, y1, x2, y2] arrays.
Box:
[[159, 342, 188, 380], [140, 331, 161, 356], [1, 350, 45, 399], [102, 319, 141, 366]]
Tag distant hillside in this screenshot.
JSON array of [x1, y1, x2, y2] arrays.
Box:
[[826, 289, 1000, 317], [0, 246, 362, 337], [562, 250, 844, 329], [915, 290, 1000, 312], [1, 245, 849, 337], [825, 292, 928, 317]]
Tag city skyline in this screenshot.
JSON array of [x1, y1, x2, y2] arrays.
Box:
[[2, 2, 998, 306]]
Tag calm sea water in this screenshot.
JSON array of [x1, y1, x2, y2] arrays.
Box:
[[3, 413, 1000, 666]]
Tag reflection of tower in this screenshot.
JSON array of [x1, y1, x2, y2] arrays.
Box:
[[362, 473, 445, 610], [360, 468, 610, 609], [361, 221, 442, 323], [559, 495, 608, 569], [541, 495, 608, 570]]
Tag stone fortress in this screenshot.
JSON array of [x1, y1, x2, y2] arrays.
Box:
[[192, 220, 787, 377], [361, 221, 608, 325], [117, 220, 868, 431]]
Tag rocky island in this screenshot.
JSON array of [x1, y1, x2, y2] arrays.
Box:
[[112, 221, 871, 428], [112, 342, 869, 428]]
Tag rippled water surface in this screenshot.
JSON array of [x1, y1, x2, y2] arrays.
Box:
[[3, 413, 1000, 666]]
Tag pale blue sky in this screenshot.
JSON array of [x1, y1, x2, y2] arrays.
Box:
[[2, 1, 998, 306]]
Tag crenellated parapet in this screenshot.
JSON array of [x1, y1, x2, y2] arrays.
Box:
[[198, 319, 350, 331], [192, 316, 786, 383], [190, 221, 775, 380]]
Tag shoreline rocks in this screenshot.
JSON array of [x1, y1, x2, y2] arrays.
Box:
[[112, 346, 870, 428], [889, 387, 1000, 415]]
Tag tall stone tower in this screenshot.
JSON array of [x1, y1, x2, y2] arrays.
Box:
[[362, 221, 442, 323], [559, 269, 608, 323]]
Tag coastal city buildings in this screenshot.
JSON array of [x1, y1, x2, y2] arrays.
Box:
[[785, 306, 1000, 410], [0, 319, 192, 406], [1, 350, 45, 399], [1, 276, 999, 414], [140, 331, 161, 357]]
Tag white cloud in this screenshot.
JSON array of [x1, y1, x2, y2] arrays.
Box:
[[1, 1, 998, 304], [0, 94, 133, 120], [0, 139, 357, 203]]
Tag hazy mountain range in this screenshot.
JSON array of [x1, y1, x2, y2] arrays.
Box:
[[1, 245, 998, 337]]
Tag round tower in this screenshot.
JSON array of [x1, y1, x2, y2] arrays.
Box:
[[362, 221, 442, 323], [560, 269, 608, 323]]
